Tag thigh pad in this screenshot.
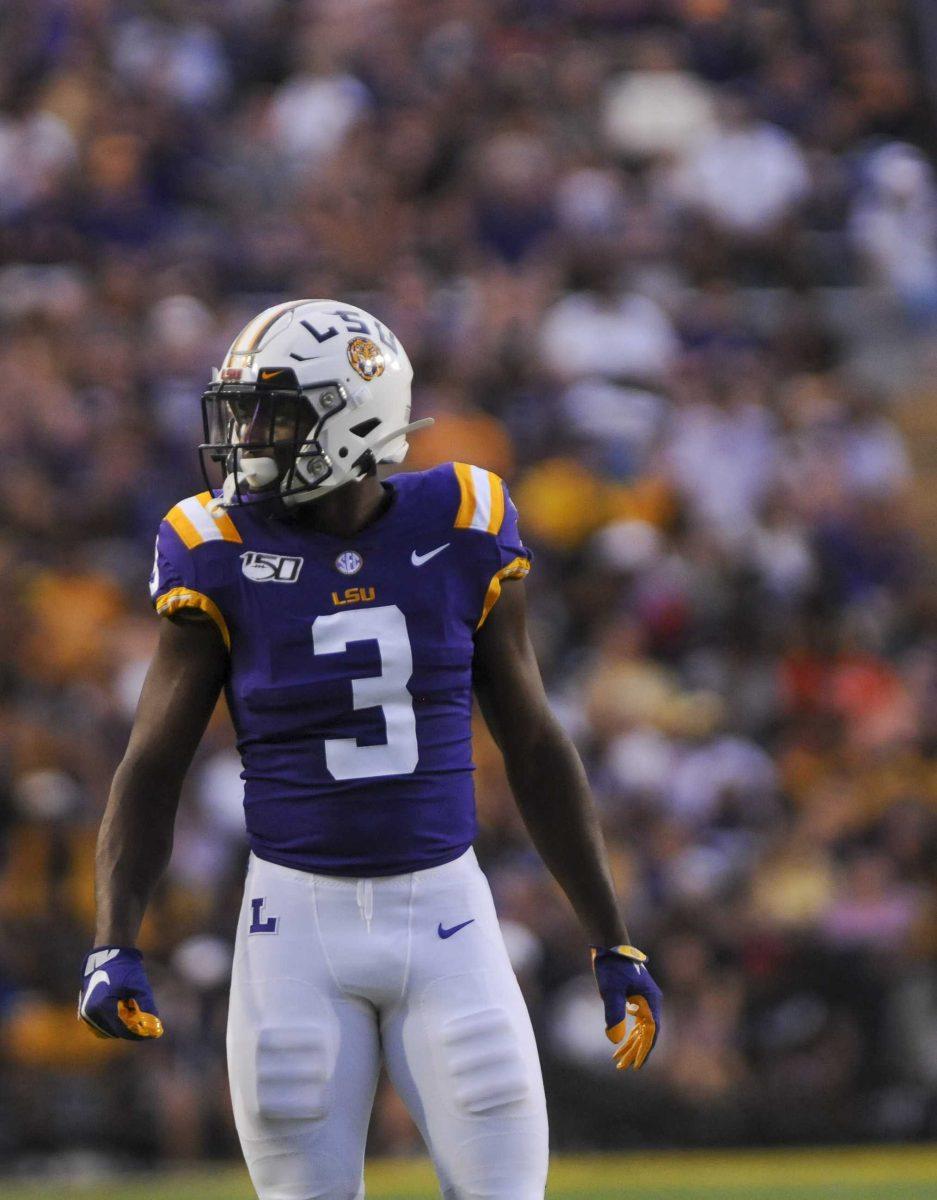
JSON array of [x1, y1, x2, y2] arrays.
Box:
[[241, 981, 337, 1123], [254, 1022, 331, 1122], [424, 974, 533, 1117]]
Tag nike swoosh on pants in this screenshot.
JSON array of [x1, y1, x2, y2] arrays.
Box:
[[437, 919, 475, 939]]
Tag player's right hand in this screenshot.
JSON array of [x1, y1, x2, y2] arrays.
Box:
[[78, 947, 164, 1041]]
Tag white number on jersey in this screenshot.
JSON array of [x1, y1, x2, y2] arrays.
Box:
[[311, 604, 419, 780]]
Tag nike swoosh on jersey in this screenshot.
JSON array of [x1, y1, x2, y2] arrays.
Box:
[[412, 543, 450, 567], [260, 369, 285, 380], [437, 919, 475, 939]]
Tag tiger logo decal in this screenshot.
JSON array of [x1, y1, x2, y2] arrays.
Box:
[[347, 337, 385, 381]]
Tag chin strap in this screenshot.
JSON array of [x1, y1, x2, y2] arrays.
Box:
[[206, 476, 236, 516]]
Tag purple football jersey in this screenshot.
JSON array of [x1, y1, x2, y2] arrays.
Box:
[[149, 463, 530, 876]]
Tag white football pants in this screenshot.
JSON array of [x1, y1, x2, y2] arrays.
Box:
[[227, 849, 549, 1200]]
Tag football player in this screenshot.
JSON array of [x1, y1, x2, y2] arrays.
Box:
[[80, 300, 662, 1199]]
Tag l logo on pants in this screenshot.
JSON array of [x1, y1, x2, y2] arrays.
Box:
[[250, 897, 279, 934]]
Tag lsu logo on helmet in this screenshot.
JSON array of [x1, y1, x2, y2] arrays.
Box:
[[347, 337, 385, 381]]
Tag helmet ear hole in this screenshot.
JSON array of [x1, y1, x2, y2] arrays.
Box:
[[339, 447, 349, 458], [349, 418, 381, 438]]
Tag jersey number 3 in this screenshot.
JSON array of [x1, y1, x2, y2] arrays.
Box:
[[311, 605, 419, 780]]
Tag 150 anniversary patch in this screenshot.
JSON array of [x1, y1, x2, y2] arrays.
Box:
[[241, 551, 304, 583]]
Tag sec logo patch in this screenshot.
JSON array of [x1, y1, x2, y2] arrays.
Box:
[[335, 550, 363, 575]]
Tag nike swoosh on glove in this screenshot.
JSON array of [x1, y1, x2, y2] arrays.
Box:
[[78, 947, 164, 1041], [591, 944, 662, 1071]]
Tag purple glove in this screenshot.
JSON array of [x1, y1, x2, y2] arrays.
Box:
[[78, 947, 164, 1041], [591, 944, 662, 1070]]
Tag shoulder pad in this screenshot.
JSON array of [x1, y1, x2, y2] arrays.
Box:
[[163, 492, 243, 550], [451, 463, 506, 535]]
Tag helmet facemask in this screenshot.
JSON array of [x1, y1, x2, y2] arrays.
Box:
[[200, 371, 352, 511]]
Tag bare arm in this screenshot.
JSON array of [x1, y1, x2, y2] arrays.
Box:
[[94, 615, 227, 945], [472, 580, 627, 947]]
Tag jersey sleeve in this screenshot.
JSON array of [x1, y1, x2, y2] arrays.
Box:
[[148, 494, 239, 649], [451, 463, 532, 629]]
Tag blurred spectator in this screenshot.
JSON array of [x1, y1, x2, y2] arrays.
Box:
[[538, 250, 679, 386], [601, 32, 717, 160], [668, 94, 810, 237], [849, 142, 937, 322]]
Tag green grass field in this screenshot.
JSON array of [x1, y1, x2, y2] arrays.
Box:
[[5, 1147, 937, 1200]]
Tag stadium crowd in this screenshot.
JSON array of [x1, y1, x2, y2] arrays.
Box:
[[0, 0, 936, 1172]]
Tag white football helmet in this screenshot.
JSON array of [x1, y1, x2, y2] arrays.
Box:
[[200, 299, 431, 510]]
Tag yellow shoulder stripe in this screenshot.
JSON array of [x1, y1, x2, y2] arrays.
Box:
[[454, 462, 476, 529], [165, 492, 242, 549], [488, 472, 505, 534], [154, 587, 230, 650], [165, 505, 201, 550], [453, 463, 505, 535], [476, 556, 531, 630]]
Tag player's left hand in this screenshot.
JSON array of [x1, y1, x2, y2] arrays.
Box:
[[78, 947, 164, 1041], [591, 944, 662, 1071]]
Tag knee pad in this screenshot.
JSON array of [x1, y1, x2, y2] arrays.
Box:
[[246, 1140, 362, 1200]]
